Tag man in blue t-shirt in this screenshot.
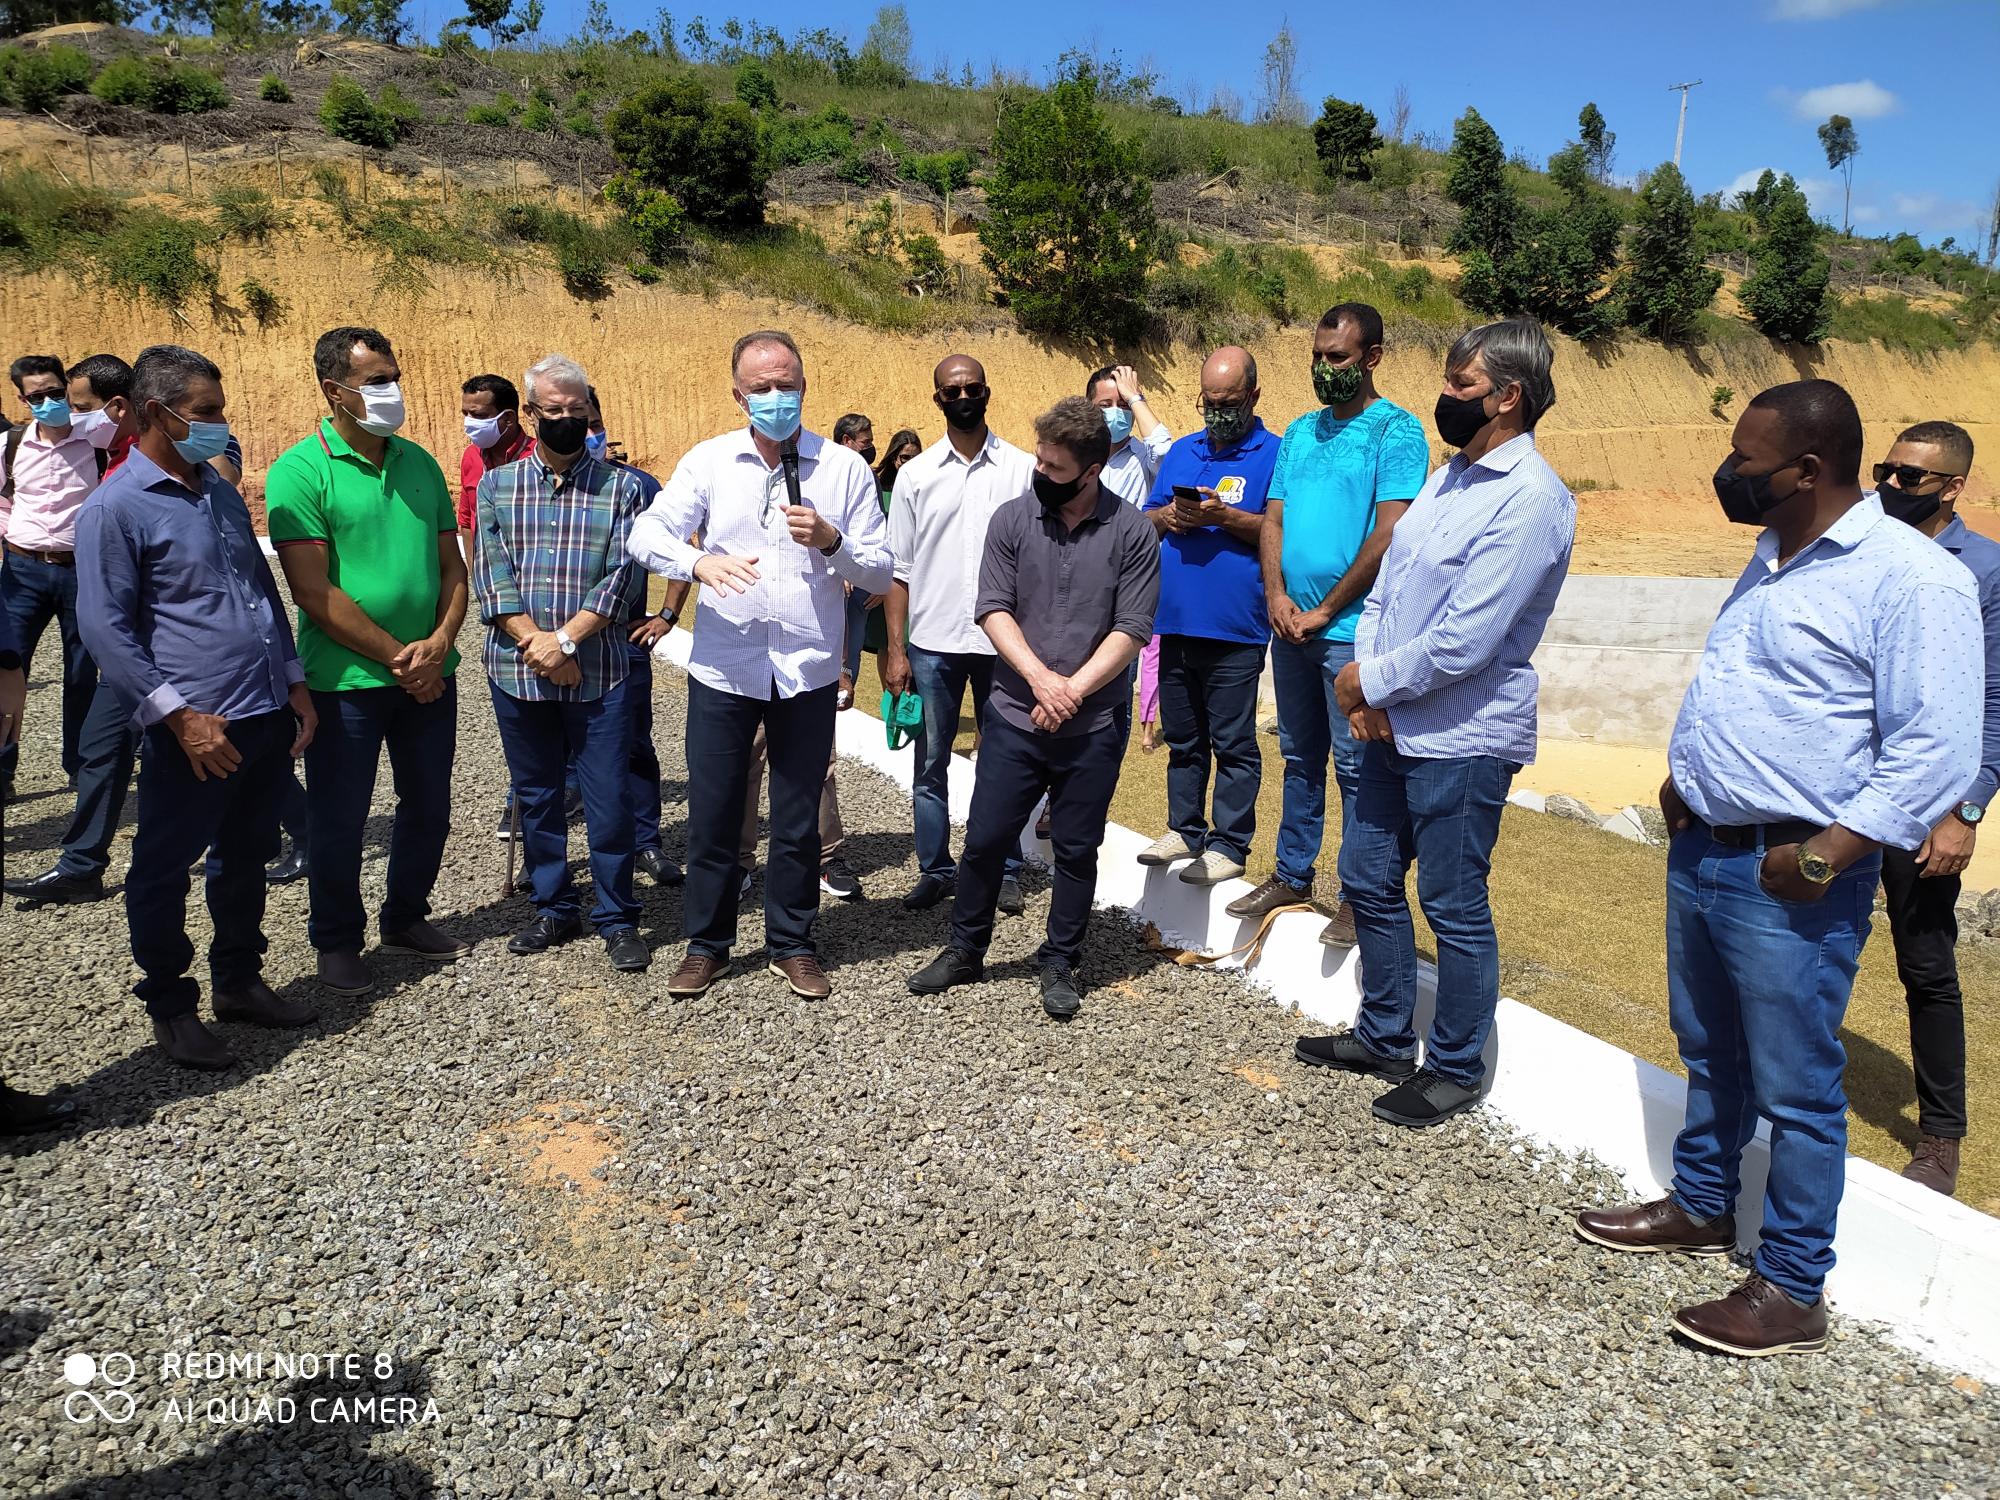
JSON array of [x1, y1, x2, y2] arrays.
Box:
[[1138, 347, 1281, 886], [1227, 304, 1430, 945]]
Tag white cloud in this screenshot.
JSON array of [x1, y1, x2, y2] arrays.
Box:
[[1773, 0, 1885, 18], [1725, 167, 1776, 197], [1790, 80, 1899, 120]]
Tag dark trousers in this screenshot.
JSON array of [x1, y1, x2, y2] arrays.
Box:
[[490, 678, 638, 932], [1880, 846, 1967, 1139], [55, 683, 138, 879], [908, 644, 1019, 880], [1158, 634, 1266, 864], [0, 550, 95, 782], [682, 676, 835, 961], [626, 643, 664, 855], [125, 708, 293, 1018], [303, 680, 456, 952], [950, 711, 1124, 970]]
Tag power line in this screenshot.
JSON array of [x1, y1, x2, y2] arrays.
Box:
[[1667, 80, 1702, 169]]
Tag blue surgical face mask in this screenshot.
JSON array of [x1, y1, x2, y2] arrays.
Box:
[[585, 430, 609, 459], [30, 396, 71, 427], [745, 389, 803, 443], [1102, 405, 1133, 445], [164, 404, 232, 464]]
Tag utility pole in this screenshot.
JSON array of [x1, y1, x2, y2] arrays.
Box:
[[1668, 80, 1702, 168]]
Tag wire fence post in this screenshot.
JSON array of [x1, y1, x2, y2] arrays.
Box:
[[274, 137, 284, 197], [181, 137, 193, 196]]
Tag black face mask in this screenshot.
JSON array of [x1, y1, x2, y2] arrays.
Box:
[[1433, 390, 1491, 450], [940, 395, 988, 432], [538, 414, 589, 457], [859, 444, 878, 465], [1879, 483, 1944, 529], [1712, 454, 1805, 526], [1033, 468, 1085, 512]]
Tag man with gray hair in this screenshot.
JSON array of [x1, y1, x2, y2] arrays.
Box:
[[1300, 317, 1576, 1128], [473, 352, 650, 974], [629, 329, 891, 1002]]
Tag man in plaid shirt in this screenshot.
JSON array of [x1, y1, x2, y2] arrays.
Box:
[[472, 353, 650, 973]]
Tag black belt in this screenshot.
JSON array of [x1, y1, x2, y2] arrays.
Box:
[[1696, 816, 1821, 850]]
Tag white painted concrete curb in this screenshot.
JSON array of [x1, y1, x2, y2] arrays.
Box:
[[664, 632, 2000, 1378]]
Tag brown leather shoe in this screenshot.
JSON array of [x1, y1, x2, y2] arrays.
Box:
[[1224, 876, 1312, 921], [213, 979, 317, 1028], [665, 951, 731, 997], [770, 954, 831, 1000], [153, 1013, 235, 1071], [1672, 1273, 1828, 1357], [1318, 901, 1359, 948], [1574, 1195, 1736, 1256], [1903, 1134, 1961, 1196]]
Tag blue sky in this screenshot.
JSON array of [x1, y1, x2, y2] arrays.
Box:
[[463, 0, 1997, 248]]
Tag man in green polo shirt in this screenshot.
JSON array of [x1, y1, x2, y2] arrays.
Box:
[[268, 326, 470, 997]]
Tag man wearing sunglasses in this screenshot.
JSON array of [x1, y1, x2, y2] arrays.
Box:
[[881, 354, 1036, 915], [629, 330, 891, 1002], [1871, 420, 1996, 1198]]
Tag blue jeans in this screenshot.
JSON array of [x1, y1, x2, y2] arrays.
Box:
[[1337, 744, 1516, 1089], [1270, 634, 1363, 891], [303, 680, 456, 952], [0, 550, 95, 782], [625, 642, 664, 855], [908, 645, 1020, 881], [1158, 634, 1266, 865], [1666, 830, 1878, 1304], [125, 707, 293, 1018], [843, 587, 874, 683], [490, 678, 638, 932]]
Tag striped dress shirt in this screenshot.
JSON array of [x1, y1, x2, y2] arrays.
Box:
[[473, 451, 646, 702]]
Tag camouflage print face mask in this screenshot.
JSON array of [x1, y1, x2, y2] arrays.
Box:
[[1202, 402, 1251, 449]]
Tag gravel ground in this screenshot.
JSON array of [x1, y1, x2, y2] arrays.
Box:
[[3, 653, 1998, 1499]]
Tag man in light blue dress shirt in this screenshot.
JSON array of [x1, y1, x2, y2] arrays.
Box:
[[1299, 319, 1575, 1131], [1577, 380, 1982, 1360]]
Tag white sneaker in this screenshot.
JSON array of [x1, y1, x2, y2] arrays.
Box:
[[1137, 831, 1195, 866], [1178, 851, 1246, 886]]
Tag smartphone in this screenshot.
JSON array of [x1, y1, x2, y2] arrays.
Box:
[[1171, 484, 1203, 506]]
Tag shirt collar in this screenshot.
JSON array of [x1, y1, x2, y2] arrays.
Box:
[[1936, 513, 1972, 553], [731, 424, 825, 470], [122, 445, 210, 502], [18, 421, 88, 452], [940, 429, 999, 468], [1199, 415, 1268, 460], [1454, 431, 1536, 477], [318, 416, 395, 467], [535, 448, 604, 487], [1753, 492, 1884, 569]]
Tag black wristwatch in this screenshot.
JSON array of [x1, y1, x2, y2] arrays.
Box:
[[659, 608, 680, 627], [817, 532, 842, 558], [1955, 801, 1986, 828]]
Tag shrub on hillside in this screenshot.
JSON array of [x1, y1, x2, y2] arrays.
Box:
[[465, 95, 517, 127], [901, 149, 971, 200], [1741, 173, 1831, 343], [259, 73, 292, 104], [319, 76, 412, 149], [91, 57, 229, 116], [734, 59, 777, 112], [1618, 162, 1721, 343], [607, 76, 767, 229], [604, 171, 686, 263], [239, 276, 285, 328], [100, 212, 218, 312], [0, 45, 94, 112], [211, 185, 291, 241]]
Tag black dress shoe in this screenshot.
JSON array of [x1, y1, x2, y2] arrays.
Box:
[[1039, 964, 1084, 1019], [153, 1013, 235, 1070], [603, 926, 651, 972], [901, 873, 954, 911], [213, 979, 317, 1028], [0, 1082, 79, 1134], [508, 912, 584, 955], [997, 876, 1025, 916], [636, 848, 685, 887], [4, 866, 105, 908], [907, 947, 983, 995], [265, 843, 308, 884]]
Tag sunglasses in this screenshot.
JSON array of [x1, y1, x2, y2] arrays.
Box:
[[1873, 462, 1958, 491], [936, 382, 988, 401]]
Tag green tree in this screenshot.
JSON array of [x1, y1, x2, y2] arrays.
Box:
[[606, 75, 767, 229], [1619, 161, 1722, 342], [330, 0, 405, 42], [1817, 113, 1858, 234], [605, 170, 686, 262], [1311, 96, 1380, 183], [461, 0, 511, 43], [1445, 107, 1517, 261], [1735, 167, 1782, 228], [733, 59, 777, 111], [861, 4, 911, 73], [1496, 143, 1620, 336], [978, 76, 1156, 342], [1742, 173, 1832, 343], [1578, 102, 1614, 183]]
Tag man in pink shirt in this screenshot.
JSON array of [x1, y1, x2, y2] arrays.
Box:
[[1, 354, 119, 799], [458, 373, 536, 562]]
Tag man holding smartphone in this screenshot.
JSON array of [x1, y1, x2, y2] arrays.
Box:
[[1137, 347, 1280, 887]]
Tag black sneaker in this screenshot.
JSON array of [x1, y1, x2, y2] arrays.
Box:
[[495, 801, 516, 841], [1371, 1068, 1482, 1129], [508, 912, 584, 955], [603, 926, 650, 972], [997, 876, 1025, 916], [907, 947, 983, 995], [819, 856, 863, 901], [901, 872, 954, 911], [1039, 965, 1083, 1019], [1293, 1031, 1417, 1082]]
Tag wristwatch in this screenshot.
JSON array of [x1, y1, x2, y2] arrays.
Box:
[[817, 532, 842, 558], [555, 628, 577, 658], [1796, 843, 1838, 886], [660, 608, 681, 627], [1955, 801, 1986, 827]]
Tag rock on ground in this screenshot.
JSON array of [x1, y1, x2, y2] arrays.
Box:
[[3, 654, 1997, 1499]]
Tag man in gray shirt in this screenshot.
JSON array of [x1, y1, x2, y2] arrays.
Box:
[[907, 397, 1160, 1019]]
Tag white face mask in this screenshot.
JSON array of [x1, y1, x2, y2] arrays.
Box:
[[337, 379, 406, 437], [463, 412, 504, 450], [68, 406, 115, 442]]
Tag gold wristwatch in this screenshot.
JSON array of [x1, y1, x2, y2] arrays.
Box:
[[1796, 843, 1837, 886]]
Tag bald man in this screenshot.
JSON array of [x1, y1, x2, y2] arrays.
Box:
[[884, 353, 1036, 912], [1137, 346, 1280, 886]]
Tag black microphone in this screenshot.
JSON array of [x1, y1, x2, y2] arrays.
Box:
[[779, 433, 804, 509]]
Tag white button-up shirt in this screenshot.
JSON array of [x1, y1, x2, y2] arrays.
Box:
[[628, 426, 892, 700], [888, 430, 1036, 655], [2, 418, 117, 551], [1097, 422, 1173, 507]]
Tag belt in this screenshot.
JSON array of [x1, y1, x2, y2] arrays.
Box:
[[4, 541, 75, 566], [1695, 816, 1821, 851]]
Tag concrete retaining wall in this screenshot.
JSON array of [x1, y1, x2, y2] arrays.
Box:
[[1532, 575, 1734, 749]]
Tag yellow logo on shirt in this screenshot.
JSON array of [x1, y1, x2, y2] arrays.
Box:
[[1215, 476, 1246, 504]]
